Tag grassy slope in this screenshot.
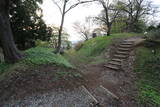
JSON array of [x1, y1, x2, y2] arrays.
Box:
[[135, 47, 160, 106], [65, 33, 141, 65], [0, 47, 73, 76]]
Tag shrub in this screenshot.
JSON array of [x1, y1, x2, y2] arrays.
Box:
[[74, 41, 84, 51], [0, 63, 11, 75], [135, 47, 160, 106], [145, 29, 160, 41], [35, 39, 49, 47]]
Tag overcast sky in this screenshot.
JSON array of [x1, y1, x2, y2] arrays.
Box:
[[41, 0, 160, 42]]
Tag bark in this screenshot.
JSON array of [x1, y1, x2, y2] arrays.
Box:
[[0, 0, 23, 63], [107, 24, 111, 36], [56, 0, 67, 53]]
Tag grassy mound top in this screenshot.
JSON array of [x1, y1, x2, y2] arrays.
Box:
[[0, 47, 73, 76]]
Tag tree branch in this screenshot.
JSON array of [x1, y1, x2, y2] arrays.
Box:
[[111, 11, 120, 24], [51, 0, 63, 15], [65, 0, 96, 14], [95, 17, 108, 25]]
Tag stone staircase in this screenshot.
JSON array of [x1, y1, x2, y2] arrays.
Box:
[[104, 40, 135, 71]]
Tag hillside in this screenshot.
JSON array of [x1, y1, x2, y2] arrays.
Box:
[[135, 46, 160, 106], [65, 33, 141, 66], [0, 33, 159, 106]]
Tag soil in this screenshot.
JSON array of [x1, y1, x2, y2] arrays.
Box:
[[0, 65, 85, 105], [0, 37, 144, 107]]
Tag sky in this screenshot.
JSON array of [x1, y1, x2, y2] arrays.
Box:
[[41, 0, 160, 42]]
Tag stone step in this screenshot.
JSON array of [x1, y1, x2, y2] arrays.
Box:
[[104, 64, 119, 70], [120, 43, 133, 45], [123, 40, 134, 42], [118, 48, 131, 51], [108, 61, 121, 66], [114, 54, 127, 59], [116, 51, 129, 55], [121, 42, 133, 45], [112, 58, 123, 62], [119, 45, 133, 48]]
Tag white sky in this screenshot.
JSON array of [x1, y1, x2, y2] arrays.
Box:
[[41, 0, 160, 42]]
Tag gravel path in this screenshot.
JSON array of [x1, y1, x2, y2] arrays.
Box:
[[1, 88, 92, 107]]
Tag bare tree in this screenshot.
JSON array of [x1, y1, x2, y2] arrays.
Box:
[[95, 0, 120, 36], [52, 0, 95, 53], [73, 17, 93, 41], [0, 0, 23, 63], [73, 22, 90, 40], [119, 0, 158, 32]]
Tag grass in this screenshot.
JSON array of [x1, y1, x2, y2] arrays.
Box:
[[78, 33, 141, 56], [0, 47, 73, 76], [23, 47, 72, 67], [53, 71, 82, 81], [0, 63, 11, 75], [134, 46, 160, 106], [65, 33, 141, 65]]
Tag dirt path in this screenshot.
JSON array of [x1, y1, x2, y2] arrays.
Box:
[[78, 36, 145, 107], [0, 37, 145, 107]]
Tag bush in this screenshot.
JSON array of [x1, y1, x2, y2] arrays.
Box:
[[74, 41, 84, 51], [147, 25, 156, 31], [145, 29, 160, 41], [135, 47, 160, 106], [35, 39, 49, 47], [0, 63, 11, 75]]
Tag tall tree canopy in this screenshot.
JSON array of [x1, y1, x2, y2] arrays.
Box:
[[10, 0, 52, 49]]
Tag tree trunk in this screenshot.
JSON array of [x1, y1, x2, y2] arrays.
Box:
[[107, 24, 111, 36], [56, 1, 67, 54], [0, 0, 23, 63]]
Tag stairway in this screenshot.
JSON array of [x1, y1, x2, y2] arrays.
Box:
[[104, 40, 135, 71]]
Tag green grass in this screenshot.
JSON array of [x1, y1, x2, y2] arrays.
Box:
[[78, 33, 141, 57], [0, 63, 11, 75], [23, 47, 72, 67], [0, 47, 73, 76], [53, 71, 82, 81], [135, 47, 160, 106], [65, 33, 141, 65]]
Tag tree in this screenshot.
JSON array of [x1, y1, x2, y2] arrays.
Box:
[[0, 0, 23, 63], [95, 0, 120, 36], [10, 0, 52, 50], [73, 22, 90, 41], [73, 17, 93, 41], [119, 0, 158, 32], [52, 0, 95, 53], [157, 23, 160, 29], [49, 25, 70, 49]]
